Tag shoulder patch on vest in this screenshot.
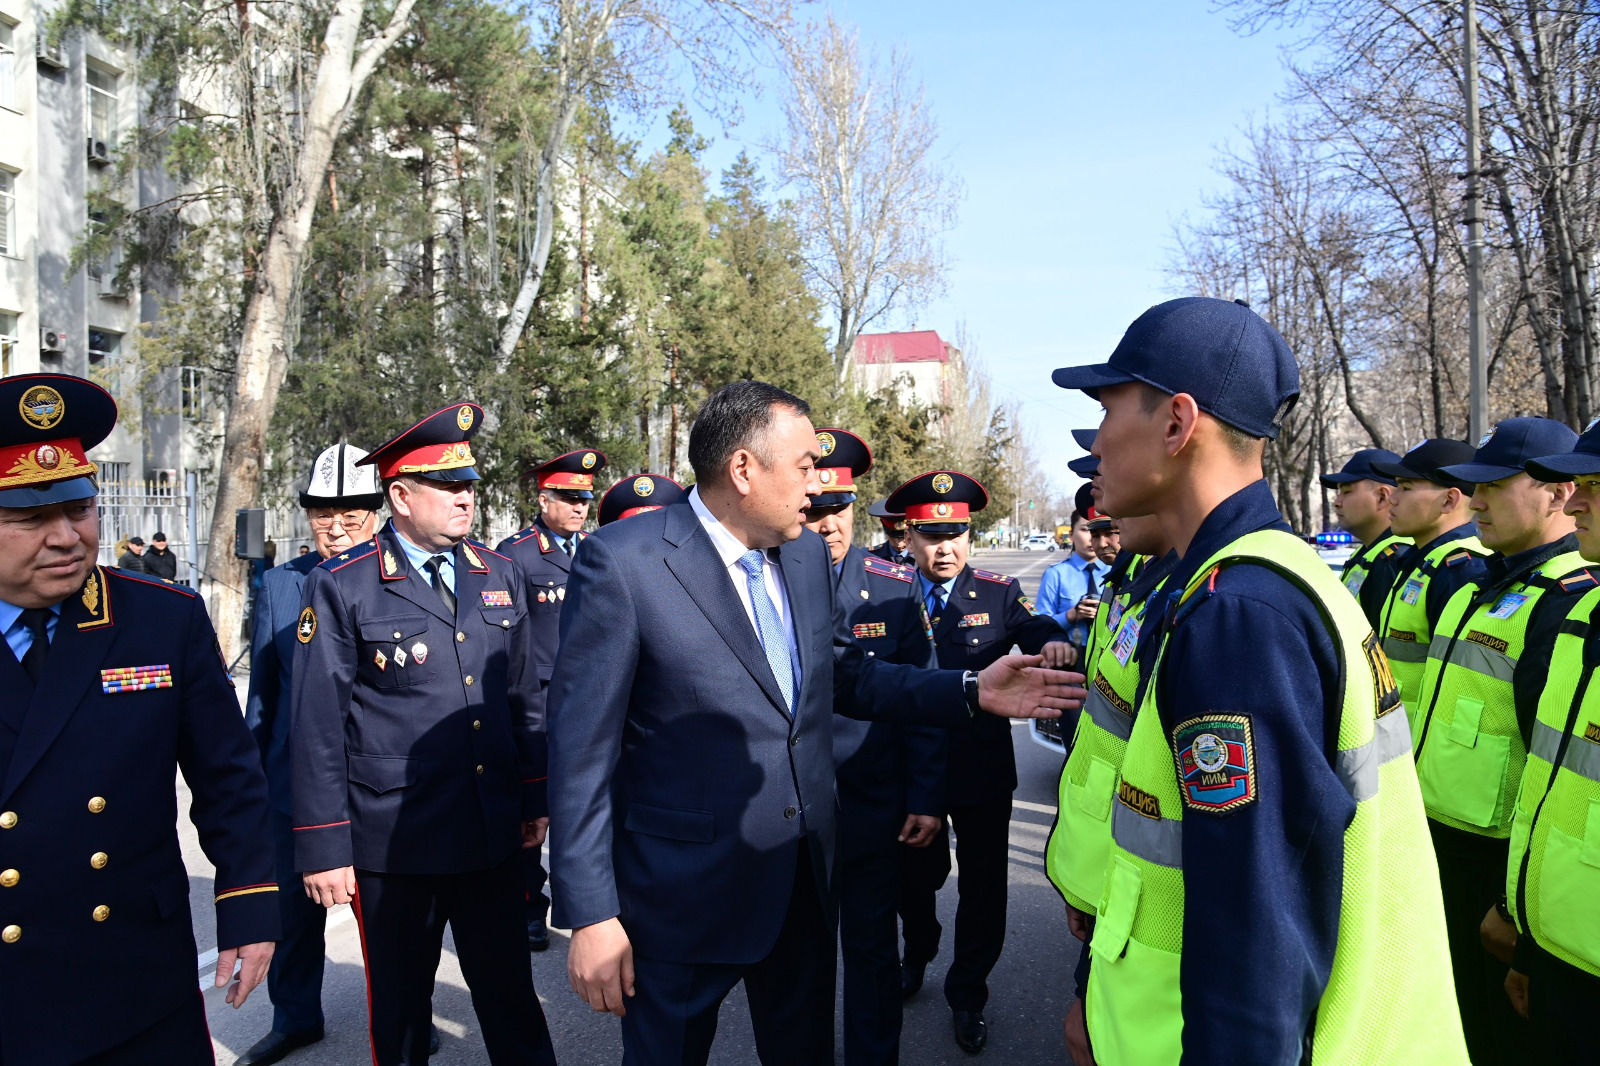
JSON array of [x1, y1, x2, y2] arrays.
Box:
[[1381, 543, 1400, 559], [1445, 551, 1473, 567], [971, 568, 1012, 585], [1559, 569, 1600, 593], [1172, 714, 1257, 814], [863, 555, 915, 583]]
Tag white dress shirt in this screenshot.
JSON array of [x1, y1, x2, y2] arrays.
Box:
[[688, 487, 800, 661]]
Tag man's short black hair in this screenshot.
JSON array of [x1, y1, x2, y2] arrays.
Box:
[[688, 381, 812, 483], [151, 532, 166, 541]]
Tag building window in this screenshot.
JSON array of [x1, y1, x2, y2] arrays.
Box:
[[87, 67, 118, 150], [0, 170, 14, 257], [89, 328, 122, 393], [180, 365, 204, 420], [98, 460, 129, 486], [0, 22, 14, 112], [0, 313, 16, 377]]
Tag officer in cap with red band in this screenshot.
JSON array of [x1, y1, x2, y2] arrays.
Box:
[[292, 403, 556, 1066], [865, 498, 912, 566], [888, 469, 1070, 1054], [0, 374, 279, 1063], [496, 446, 607, 951], [597, 474, 687, 527], [801, 429, 945, 1066]]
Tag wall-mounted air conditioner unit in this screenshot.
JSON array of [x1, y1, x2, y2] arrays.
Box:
[[36, 35, 67, 71], [40, 328, 68, 353], [87, 138, 111, 166]]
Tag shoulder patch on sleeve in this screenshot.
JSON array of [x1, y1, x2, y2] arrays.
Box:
[[1017, 594, 1038, 615], [972, 568, 1012, 585], [863, 555, 914, 583], [105, 569, 198, 597], [1559, 569, 1600, 593], [1381, 544, 1399, 559], [296, 606, 317, 643], [1171, 714, 1257, 813]]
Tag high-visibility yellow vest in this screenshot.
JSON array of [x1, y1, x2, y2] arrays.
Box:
[[1413, 550, 1588, 836], [1085, 530, 1467, 1065], [1378, 533, 1490, 725], [1046, 554, 1164, 914], [1341, 531, 1407, 600], [1507, 585, 1600, 977]]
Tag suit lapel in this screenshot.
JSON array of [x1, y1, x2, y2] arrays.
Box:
[[661, 505, 789, 717], [2, 569, 123, 804], [776, 537, 814, 706], [377, 526, 457, 627], [933, 567, 972, 644], [455, 542, 491, 617], [536, 518, 574, 575]]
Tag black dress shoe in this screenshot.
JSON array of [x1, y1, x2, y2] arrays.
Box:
[[528, 911, 551, 952], [398, 1024, 441, 1065], [237, 1027, 325, 1066], [952, 1010, 988, 1053], [900, 960, 926, 1000]]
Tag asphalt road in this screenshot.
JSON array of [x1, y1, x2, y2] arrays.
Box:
[[182, 546, 1085, 1065]]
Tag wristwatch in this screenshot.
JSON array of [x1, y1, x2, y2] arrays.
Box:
[[963, 670, 981, 717]]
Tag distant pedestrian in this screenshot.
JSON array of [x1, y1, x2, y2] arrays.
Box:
[[298, 545, 311, 556], [144, 530, 179, 580], [116, 534, 146, 572]]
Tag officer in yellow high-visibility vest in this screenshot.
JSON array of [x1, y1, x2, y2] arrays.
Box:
[[1319, 448, 1407, 628], [1053, 296, 1466, 1066], [1409, 416, 1596, 1066], [1367, 440, 1490, 716], [1488, 424, 1600, 1061]]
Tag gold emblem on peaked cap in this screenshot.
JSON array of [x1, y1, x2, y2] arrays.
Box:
[[817, 432, 836, 456], [457, 405, 474, 431], [934, 503, 952, 518], [932, 473, 954, 494], [582, 452, 597, 469], [20, 386, 66, 431], [634, 476, 654, 497]]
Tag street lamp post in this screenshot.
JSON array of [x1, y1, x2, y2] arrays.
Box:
[[1464, 0, 1490, 441]]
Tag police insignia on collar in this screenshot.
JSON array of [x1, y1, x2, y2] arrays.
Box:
[[297, 607, 317, 643], [383, 550, 400, 577], [1172, 714, 1256, 813]]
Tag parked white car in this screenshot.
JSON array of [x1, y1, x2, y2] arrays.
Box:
[[1021, 534, 1056, 551]]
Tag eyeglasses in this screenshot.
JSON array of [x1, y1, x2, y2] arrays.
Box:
[[308, 510, 373, 532]]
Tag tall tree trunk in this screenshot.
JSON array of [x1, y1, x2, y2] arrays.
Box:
[[205, 0, 418, 657]]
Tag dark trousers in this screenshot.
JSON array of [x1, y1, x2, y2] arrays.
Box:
[[351, 858, 555, 1066], [898, 821, 951, 967], [1430, 821, 1526, 1066], [620, 843, 835, 1066], [898, 799, 1013, 1012], [266, 807, 327, 1034], [1526, 943, 1600, 1062], [839, 846, 902, 1066], [520, 844, 550, 916], [73, 991, 212, 1065]]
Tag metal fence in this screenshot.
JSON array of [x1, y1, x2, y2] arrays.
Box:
[[96, 476, 197, 580]]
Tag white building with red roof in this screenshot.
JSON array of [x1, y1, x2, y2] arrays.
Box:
[[848, 329, 959, 412]]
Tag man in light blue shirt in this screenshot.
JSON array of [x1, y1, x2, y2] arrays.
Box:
[[0, 599, 58, 662], [1037, 509, 1106, 646]]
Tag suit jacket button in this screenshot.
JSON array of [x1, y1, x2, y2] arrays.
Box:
[[790, 734, 800, 747], [87, 798, 106, 814], [867, 650, 875, 657], [473, 720, 482, 731], [465, 675, 475, 686], [393, 631, 402, 640], [475, 765, 485, 775], [1, 925, 19, 943], [501, 619, 510, 628], [457, 632, 466, 643], [0, 812, 14, 829], [971, 637, 979, 645], [0, 870, 17, 887], [783, 806, 797, 819], [90, 853, 108, 870], [92, 905, 110, 922]]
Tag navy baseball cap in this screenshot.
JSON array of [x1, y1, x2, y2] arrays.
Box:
[[1068, 454, 1100, 476], [1370, 439, 1478, 492], [1440, 417, 1580, 485], [1052, 297, 1300, 440], [1071, 428, 1097, 451], [1527, 418, 1600, 482], [1320, 448, 1402, 489]]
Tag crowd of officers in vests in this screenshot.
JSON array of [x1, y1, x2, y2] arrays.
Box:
[[3, 294, 1599, 1066]]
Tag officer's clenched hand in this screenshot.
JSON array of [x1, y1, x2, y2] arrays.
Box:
[[898, 813, 941, 848], [522, 818, 549, 849], [1064, 996, 1096, 1065], [1479, 903, 1517, 964], [1040, 641, 1077, 669], [975, 654, 1085, 718], [215, 941, 275, 1009], [569, 917, 635, 1016], [303, 866, 358, 907], [1504, 968, 1529, 1019]]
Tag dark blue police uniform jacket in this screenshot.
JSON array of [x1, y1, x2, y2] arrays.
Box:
[[246, 550, 321, 813], [0, 566, 279, 1064], [930, 566, 1065, 808], [290, 525, 546, 876], [495, 516, 578, 687], [833, 545, 944, 860], [547, 502, 970, 966]]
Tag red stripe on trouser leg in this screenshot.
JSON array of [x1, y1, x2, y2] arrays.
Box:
[[350, 882, 380, 1066]]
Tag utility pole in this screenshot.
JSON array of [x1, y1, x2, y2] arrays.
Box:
[[1464, 0, 1490, 441]]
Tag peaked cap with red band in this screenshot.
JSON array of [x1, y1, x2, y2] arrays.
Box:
[[599, 473, 686, 526], [0, 374, 117, 507], [1075, 481, 1114, 530], [865, 496, 907, 533], [359, 402, 483, 482], [809, 428, 872, 508], [530, 449, 608, 499], [886, 470, 988, 535]]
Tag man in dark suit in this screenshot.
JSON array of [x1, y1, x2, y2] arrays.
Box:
[[548, 381, 1083, 1066], [889, 469, 1069, 1054], [0, 374, 279, 1064], [292, 403, 555, 1066], [497, 446, 606, 951], [803, 429, 944, 1066], [240, 442, 383, 1066]]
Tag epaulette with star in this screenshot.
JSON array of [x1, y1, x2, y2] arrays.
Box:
[[1559, 569, 1600, 593], [322, 539, 379, 572], [863, 555, 915, 583], [105, 567, 198, 598], [505, 526, 538, 546], [972, 568, 1014, 585]]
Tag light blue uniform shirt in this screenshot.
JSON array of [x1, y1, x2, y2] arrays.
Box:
[[1037, 553, 1107, 645], [916, 572, 958, 622], [394, 528, 457, 594], [0, 599, 61, 662]]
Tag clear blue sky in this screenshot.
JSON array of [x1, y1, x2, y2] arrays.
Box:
[[645, 2, 1302, 492]]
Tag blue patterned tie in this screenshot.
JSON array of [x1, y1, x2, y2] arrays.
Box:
[[739, 549, 795, 713], [926, 583, 947, 624]]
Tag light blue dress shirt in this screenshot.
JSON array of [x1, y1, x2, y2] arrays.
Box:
[[1037, 553, 1106, 644], [394, 527, 456, 594], [0, 599, 61, 662], [916, 572, 958, 622]]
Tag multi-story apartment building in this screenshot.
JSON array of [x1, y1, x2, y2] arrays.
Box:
[[848, 329, 959, 412]]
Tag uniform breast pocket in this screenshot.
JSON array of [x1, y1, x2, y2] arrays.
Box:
[[480, 605, 526, 634], [356, 614, 433, 688]]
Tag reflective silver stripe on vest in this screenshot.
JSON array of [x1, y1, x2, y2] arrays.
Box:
[[1084, 684, 1135, 742], [1111, 797, 1182, 867], [1433, 633, 1517, 683], [1334, 709, 1415, 803], [1531, 719, 1600, 785], [1381, 637, 1428, 664]]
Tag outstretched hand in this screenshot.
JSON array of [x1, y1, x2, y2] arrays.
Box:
[[976, 653, 1086, 719]]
